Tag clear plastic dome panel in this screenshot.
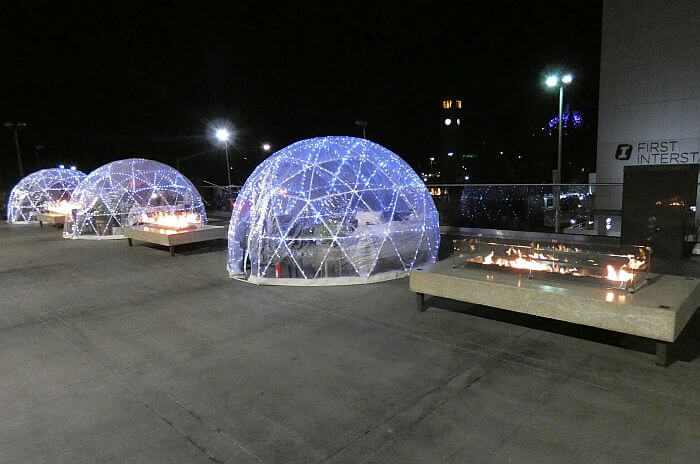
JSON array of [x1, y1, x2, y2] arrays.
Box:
[[7, 168, 86, 223], [65, 158, 206, 238], [228, 136, 440, 284]]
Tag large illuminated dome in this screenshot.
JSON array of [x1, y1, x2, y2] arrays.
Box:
[[228, 136, 440, 285], [65, 158, 206, 239], [7, 168, 86, 223]]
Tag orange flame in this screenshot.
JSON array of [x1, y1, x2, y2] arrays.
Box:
[[468, 245, 645, 284], [46, 200, 78, 215], [140, 211, 201, 230]]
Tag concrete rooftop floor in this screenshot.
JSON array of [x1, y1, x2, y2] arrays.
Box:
[[1, 223, 699, 464]]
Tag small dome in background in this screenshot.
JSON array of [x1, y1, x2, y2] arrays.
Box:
[[228, 136, 440, 285], [65, 158, 206, 239], [7, 168, 86, 223]]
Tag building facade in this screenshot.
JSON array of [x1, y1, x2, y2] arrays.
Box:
[[596, 0, 700, 216], [439, 98, 465, 181]]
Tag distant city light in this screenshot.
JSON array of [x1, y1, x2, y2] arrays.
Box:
[[262, 143, 271, 151], [70, 166, 77, 170], [456, 118, 461, 125], [447, 152, 454, 157], [562, 74, 573, 84], [444, 118, 451, 126], [465, 175, 470, 180], [58, 164, 65, 169], [499, 151, 503, 155], [215, 128, 230, 142], [429, 157, 435, 161], [545, 75, 558, 87]]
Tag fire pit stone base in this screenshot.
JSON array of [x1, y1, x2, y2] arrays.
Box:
[[410, 259, 700, 366], [124, 224, 226, 256]]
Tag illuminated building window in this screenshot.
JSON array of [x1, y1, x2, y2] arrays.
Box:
[[456, 100, 462, 108], [442, 100, 452, 109]]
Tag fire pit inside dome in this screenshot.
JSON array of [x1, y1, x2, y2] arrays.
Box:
[[453, 237, 651, 292]]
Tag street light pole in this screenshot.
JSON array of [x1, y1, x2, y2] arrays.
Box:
[[224, 143, 232, 187], [545, 73, 572, 233], [554, 84, 564, 233], [355, 120, 368, 139], [4, 121, 27, 178]]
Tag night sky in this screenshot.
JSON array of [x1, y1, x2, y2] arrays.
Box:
[[3, 0, 602, 188]]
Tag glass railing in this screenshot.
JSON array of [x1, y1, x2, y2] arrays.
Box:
[[427, 183, 624, 237], [192, 182, 626, 238], [195, 183, 242, 212]]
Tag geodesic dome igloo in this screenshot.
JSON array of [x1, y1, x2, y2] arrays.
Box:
[[228, 136, 440, 285], [65, 158, 206, 239], [7, 168, 86, 223]]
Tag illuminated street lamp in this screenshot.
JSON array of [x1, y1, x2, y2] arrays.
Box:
[[215, 128, 232, 186], [4, 121, 27, 178], [545, 72, 573, 233], [429, 156, 435, 175]]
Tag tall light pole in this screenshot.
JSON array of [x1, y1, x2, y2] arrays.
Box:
[[545, 73, 573, 233], [355, 120, 368, 139], [215, 128, 232, 186], [4, 121, 27, 178], [429, 156, 435, 175]]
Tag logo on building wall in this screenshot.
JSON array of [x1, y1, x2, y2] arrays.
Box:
[[613, 140, 700, 164], [614, 144, 633, 160]]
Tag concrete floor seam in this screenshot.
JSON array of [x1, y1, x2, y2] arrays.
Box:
[[24, 303, 266, 464], [323, 357, 496, 464], [282, 297, 700, 415]]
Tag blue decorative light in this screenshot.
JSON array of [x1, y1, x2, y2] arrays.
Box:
[[64, 158, 206, 239], [7, 168, 86, 223], [228, 136, 440, 284], [545, 110, 583, 134]]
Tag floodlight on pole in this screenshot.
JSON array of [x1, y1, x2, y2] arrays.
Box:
[[214, 127, 232, 186], [262, 143, 271, 151], [545, 75, 558, 87], [215, 128, 231, 142]]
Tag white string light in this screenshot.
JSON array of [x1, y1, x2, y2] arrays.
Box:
[[228, 136, 440, 284], [7, 168, 86, 223], [64, 158, 206, 239]]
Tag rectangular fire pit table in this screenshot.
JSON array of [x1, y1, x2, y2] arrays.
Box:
[[410, 259, 700, 366], [124, 224, 227, 256], [36, 212, 65, 228]]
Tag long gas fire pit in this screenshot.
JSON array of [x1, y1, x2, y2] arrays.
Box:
[[123, 210, 226, 256], [36, 212, 66, 228], [410, 236, 700, 366], [454, 237, 650, 292]]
